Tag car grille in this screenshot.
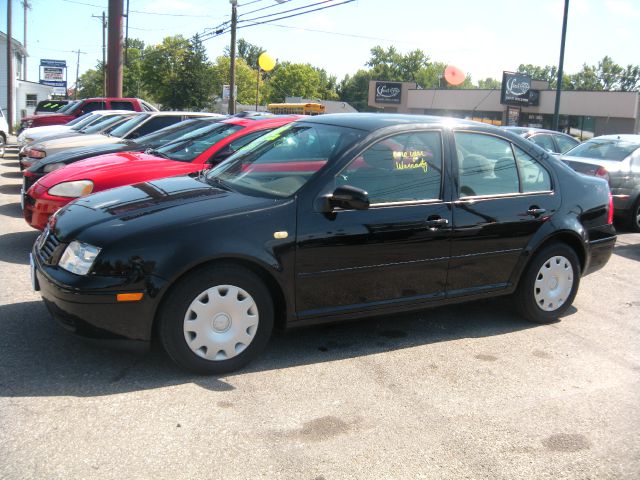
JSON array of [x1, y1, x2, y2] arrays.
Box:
[[23, 175, 37, 192], [37, 230, 65, 265], [23, 192, 35, 207]]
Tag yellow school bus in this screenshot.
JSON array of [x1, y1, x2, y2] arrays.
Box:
[[267, 103, 326, 115]]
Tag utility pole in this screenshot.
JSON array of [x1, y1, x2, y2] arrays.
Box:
[[22, 0, 31, 80], [552, 0, 569, 132], [228, 0, 237, 115], [124, 0, 129, 66], [7, 0, 14, 132], [92, 11, 107, 96], [107, 0, 123, 97], [74, 49, 86, 99]]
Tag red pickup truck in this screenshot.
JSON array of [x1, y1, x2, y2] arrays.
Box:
[[19, 97, 157, 131]]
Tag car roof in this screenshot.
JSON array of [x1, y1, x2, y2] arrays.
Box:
[[588, 134, 640, 142], [87, 110, 139, 116], [143, 111, 224, 117], [296, 113, 481, 132], [220, 115, 301, 127], [501, 126, 568, 136]]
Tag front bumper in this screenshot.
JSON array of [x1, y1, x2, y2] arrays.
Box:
[[33, 241, 165, 343], [23, 181, 69, 230]]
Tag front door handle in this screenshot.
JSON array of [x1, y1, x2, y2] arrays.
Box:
[[527, 207, 547, 217], [425, 217, 449, 230]]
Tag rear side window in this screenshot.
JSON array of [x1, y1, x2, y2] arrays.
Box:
[[554, 134, 579, 154], [128, 116, 180, 138], [140, 101, 156, 112], [455, 132, 551, 197], [111, 101, 135, 111], [529, 134, 556, 153], [82, 101, 106, 113]]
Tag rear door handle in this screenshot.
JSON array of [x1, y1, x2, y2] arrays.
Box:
[[425, 217, 449, 230], [527, 207, 547, 217]]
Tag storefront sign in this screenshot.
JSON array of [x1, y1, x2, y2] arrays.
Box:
[[39, 59, 67, 89], [375, 82, 402, 104], [501, 72, 532, 106]]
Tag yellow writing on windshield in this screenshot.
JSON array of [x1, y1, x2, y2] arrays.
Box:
[[393, 150, 429, 173]]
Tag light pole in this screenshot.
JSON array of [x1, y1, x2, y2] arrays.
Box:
[[552, 0, 569, 132]]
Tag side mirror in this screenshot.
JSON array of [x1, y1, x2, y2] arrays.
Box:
[[318, 185, 370, 212]]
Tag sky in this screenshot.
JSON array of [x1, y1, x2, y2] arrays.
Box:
[[2, 0, 640, 90]]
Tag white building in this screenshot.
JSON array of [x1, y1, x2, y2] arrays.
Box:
[[0, 31, 54, 129]]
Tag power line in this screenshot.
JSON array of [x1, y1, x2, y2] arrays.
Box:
[[238, 0, 336, 24], [258, 22, 418, 45], [238, 0, 294, 18], [60, 0, 226, 18]]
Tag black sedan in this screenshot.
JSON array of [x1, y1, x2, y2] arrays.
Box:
[[31, 114, 616, 374], [501, 126, 579, 154]]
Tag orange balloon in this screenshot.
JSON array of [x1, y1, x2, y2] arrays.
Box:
[[444, 65, 465, 86]]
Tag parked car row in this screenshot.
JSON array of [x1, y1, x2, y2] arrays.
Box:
[[19, 111, 616, 374]]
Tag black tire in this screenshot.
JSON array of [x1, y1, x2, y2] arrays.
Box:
[[159, 264, 274, 374], [628, 197, 640, 233], [0, 133, 6, 159], [515, 243, 580, 324]]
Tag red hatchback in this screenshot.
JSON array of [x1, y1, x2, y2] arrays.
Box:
[[23, 115, 298, 230]]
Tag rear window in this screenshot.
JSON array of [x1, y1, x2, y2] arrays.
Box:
[[111, 101, 136, 111], [35, 101, 69, 113], [566, 139, 640, 161]]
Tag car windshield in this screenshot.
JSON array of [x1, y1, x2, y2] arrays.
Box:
[[61, 100, 82, 114], [565, 138, 640, 161], [153, 122, 245, 162], [205, 122, 367, 198], [69, 113, 98, 130], [80, 114, 131, 134], [135, 118, 220, 148], [108, 113, 150, 138]]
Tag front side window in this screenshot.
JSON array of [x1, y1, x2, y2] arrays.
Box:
[[339, 131, 443, 204], [111, 101, 135, 111], [82, 101, 106, 113], [129, 116, 180, 138], [206, 123, 366, 198]]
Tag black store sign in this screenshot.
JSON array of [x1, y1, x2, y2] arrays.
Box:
[[501, 72, 534, 106], [375, 82, 402, 104]]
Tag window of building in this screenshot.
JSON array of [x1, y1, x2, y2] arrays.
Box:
[[26, 94, 38, 108]]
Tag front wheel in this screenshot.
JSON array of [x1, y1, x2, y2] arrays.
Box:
[[515, 243, 580, 324], [159, 264, 274, 374], [0, 134, 6, 158]]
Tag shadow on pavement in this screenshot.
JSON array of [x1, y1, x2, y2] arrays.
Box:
[[0, 184, 21, 195], [0, 230, 40, 264], [1, 171, 23, 179], [613, 242, 640, 262], [0, 296, 540, 398], [0, 201, 23, 219]]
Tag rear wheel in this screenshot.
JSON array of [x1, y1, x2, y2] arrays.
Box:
[[159, 264, 274, 374], [628, 197, 640, 233], [515, 243, 580, 324]]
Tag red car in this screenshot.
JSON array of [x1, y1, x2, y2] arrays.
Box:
[[23, 115, 298, 230], [19, 97, 156, 131]]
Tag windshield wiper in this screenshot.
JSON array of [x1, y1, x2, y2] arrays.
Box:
[[205, 175, 233, 191], [145, 148, 171, 160]]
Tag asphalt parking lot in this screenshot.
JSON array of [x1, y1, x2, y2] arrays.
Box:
[[0, 143, 639, 479]]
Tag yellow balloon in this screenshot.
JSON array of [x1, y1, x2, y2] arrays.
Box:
[[258, 53, 276, 72]]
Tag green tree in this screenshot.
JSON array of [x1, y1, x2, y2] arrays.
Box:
[[619, 64, 640, 91], [76, 62, 105, 98], [477, 77, 501, 89], [142, 35, 213, 109], [211, 56, 259, 105], [264, 62, 326, 103], [224, 38, 264, 69], [597, 56, 623, 90], [338, 69, 374, 112]]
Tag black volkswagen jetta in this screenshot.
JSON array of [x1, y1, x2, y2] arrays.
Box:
[[31, 114, 616, 374]]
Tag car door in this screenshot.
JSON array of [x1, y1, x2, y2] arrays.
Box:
[[295, 129, 452, 320], [449, 130, 560, 297]]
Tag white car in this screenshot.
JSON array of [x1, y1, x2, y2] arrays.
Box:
[[0, 107, 9, 158], [17, 110, 135, 148], [24, 112, 221, 161]]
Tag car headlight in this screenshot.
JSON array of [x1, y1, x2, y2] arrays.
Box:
[[48, 180, 94, 198], [21, 120, 33, 128], [28, 149, 46, 159], [43, 162, 65, 173], [58, 240, 101, 275]]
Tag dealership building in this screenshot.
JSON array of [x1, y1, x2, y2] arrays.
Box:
[[368, 76, 640, 139]]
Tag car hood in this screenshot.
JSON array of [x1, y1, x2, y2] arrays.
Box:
[[33, 134, 121, 152], [561, 154, 627, 173], [36, 152, 184, 187], [30, 142, 135, 171], [52, 175, 281, 244]]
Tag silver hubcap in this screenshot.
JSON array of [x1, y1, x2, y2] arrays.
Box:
[[183, 285, 259, 361], [635, 206, 640, 228], [534, 255, 574, 312]]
